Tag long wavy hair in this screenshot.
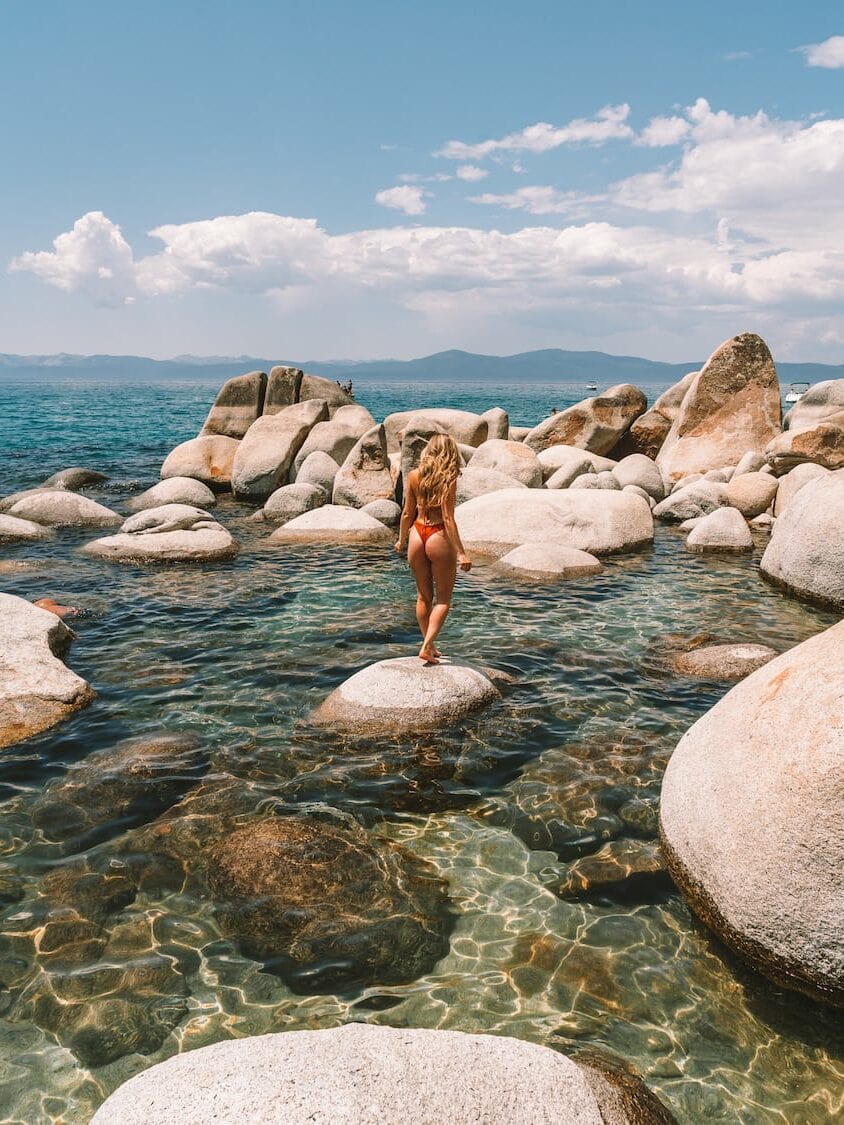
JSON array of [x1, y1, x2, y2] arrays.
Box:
[[416, 433, 461, 512]]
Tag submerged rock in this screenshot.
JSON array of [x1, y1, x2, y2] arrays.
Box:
[[270, 505, 392, 545], [550, 838, 669, 901], [208, 815, 452, 992], [0, 593, 94, 750], [671, 643, 777, 681], [200, 370, 267, 439], [495, 543, 603, 582], [660, 618, 844, 1005], [126, 476, 217, 512], [524, 384, 647, 455], [42, 467, 108, 490], [91, 1024, 674, 1125], [160, 434, 240, 490], [760, 470, 844, 608], [6, 490, 121, 528], [310, 657, 500, 735], [81, 505, 238, 563], [0, 513, 55, 542]]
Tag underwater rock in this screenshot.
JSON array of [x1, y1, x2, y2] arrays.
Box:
[[495, 543, 603, 582], [0, 513, 55, 542], [6, 490, 121, 528], [524, 385, 647, 456], [671, 643, 777, 681], [126, 476, 217, 512], [760, 470, 844, 608], [685, 507, 752, 553], [310, 657, 500, 735], [208, 815, 452, 992], [660, 617, 844, 1005], [199, 370, 267, 439], [160, 434, 240, 490], [456, 488, 653, 557], [0, 593, 94, 750], [231, 400, 328, 500], [469, 438, 543, 487], [269, 505, 393, 545], [332, 424, 395, 508], [32, 597, 80, 618], [549, 838, 669, 901], [41, 466, 109, 490], [90, 1024, 675, 1124], [81, 504, 239, 563]]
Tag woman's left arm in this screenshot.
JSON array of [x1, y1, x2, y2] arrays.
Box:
[[442, 482, 472, 571]]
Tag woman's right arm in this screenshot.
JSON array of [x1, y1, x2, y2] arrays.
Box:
[[395, 470, 417, 553]]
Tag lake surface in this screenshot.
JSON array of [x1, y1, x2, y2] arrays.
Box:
[[0, 378, 841, 1123]]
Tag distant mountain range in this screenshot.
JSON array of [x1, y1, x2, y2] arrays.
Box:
[[0, 348, 840, 385]]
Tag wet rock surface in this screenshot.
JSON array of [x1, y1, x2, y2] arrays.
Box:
[[81, 504, 239, 563]]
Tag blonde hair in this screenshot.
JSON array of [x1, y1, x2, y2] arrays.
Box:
[[416, 433, 460, 512]]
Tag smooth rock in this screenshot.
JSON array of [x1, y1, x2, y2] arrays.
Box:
[[292, 404, 376, 473], [703, 468, 732, 483], [399, 419, 446, 493], [672, 643, 777, 680], [294, 449, 340, 496], [620, 371, 698, 459], [538, 445, 615, 479], [261, 483, 326, 525], [332, 424, 395, 508], [765, 422, 844, 474], [231, 401, 327, 500], [468, 438, 542, 487], [657, 334, 782, 482], [496, 543, 603, 582], [311, 657, 500, 734], [0, 486, 47, 513], [660, 618, 844, 1004], [0, 593, 94, 750], [569, 474, 603, 489], [749, 513, 774, 531], [772, 462, 830, 517], [623, 484, 655, 508], [456, 489, 653, 557], [508, 425, 531, 442], [6, 491, 121, 529], [760, 470, 844, 607], [653, 481, 729, 522], [0, 513, 55, 542], [263, 365, 302, 414], [480, 406, 509, 440], [298, 372, 356, 414], [550, 839, 668, 901], [733, 451, 766, 478], [384, 408, 487, 452], [594, 470, 620, 490], [725, 472, 778, 518], [784, 379, 844, 432], [360, 499, 401, 528], [456, 467, 528, 504], [524, 384, 647, 455], [545, 462, 595, 490], [200, 370, 267, 438], [160, 434, 240, 490], [678, 517, 703, 532], [125, 477, 216, 512], [42, 467, 108, 490], [612, 454, 665, 500], [671, 473, 703, 492], [81, 505, 238, 564], [270, 505, 393, 545], [90, 1024, 673, 1125], [686, 507, 752, 553]]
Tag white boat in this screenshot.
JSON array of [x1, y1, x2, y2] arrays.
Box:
[[586, 382, 597, 391], [784, 382, 809, 404]]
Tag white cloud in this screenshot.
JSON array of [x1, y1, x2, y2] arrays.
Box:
[[637, 115, 692, 147], [469, 185, 591, 215], [374, 185, 429, 215], [456, 164, 488, 182], [800, 35, 844, 68], [436, 104, 633, 160]]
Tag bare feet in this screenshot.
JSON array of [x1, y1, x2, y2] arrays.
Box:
[[418, 645, 440, 664]]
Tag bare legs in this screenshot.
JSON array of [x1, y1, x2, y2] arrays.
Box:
[[408, 528, 457, 663]]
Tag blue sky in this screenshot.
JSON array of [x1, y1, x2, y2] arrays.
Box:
[[2, 1, 843, 361]]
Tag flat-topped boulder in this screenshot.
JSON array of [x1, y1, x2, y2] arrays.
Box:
[[160, 434, 240, 490], [200, 370, 267, 438], [310, 657, 501, 734], [0, 513, 55, 542], [384, 408, 488, 452], [686, 507, 752, 553], [660, 618, 844, 1005], [81, 505, 239, 564], [496, 543, 603, 581], [455, 489, 653, 557], [231, 400, 328, 500], [6, 490, 121, 529], [657, 334, 782, 482], [91, 1024, 674, 1125], [0, 593, 94, 750], [468, 438, 542, 487], [332, 424, 395, 508], [42, 466, 108, 490], [760, 470, 844, 608], [671, 643, 777, 680], [126, 476, 216, 512], [269, 505, 393, 545], [524, 384, 647, 455]]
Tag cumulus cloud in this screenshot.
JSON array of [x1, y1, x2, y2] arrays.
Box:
[[800, 35, 844, 68], [374, 185, 429, 215], [456, 164, 488, 182], [637, 115, 692, 147], [436, 104, 633, 160], [469, 185, 590, 215]]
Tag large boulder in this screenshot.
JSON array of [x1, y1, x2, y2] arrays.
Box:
[[294, 449, 340, 496], [468, 439, 542, 487], [480, 406, 509, 440], [207, 816, 451, 991], [399, 419, 446, 491], [496, 543, 603, 582], [619, 370, 698, 459], [260, 482, 326, 525], [6, 491, 121, 529], [685, 508, 752, 553], [784, 379, 844, 433], [384, 408, 487, 452], [269, 505, 393, 545], [90, 1024, 674, 1125], [263, 365, 302, 414], [456, 467, 528, 504], [311, 657, 500, 734], [652, 481, 728, 522], [765, 423, 844, 474], [360, 499, 401, 528], [0, 514, 55, 542], [725, 472, 778, 518], [523, 385, 647, 455], [611, 454, 665, 500], [291, 404, 376, 473], [772, 462, 830, 517], [332, 425, 395, 508], [126, 477, 216, 512], [660, 619, 844, 1005], [537, 445, 615, 480], [455, 489, 653, 557], [42, 467, 108, 490], [0, 593, 94, 749], [231, 400, 328, 500], [656, 334, 782, 482], [760, 471, 844, 608], [81, 505, 239, 564], [160, 434, 240, 490], [298, 372, 356, 414], [200, 370, 267, 438]]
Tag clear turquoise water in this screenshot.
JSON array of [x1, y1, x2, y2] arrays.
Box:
[[0, 379, 841, 1124]]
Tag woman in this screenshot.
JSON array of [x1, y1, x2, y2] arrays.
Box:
[[395, 433, 472, 664]]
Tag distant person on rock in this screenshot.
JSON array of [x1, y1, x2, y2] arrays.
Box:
[[395, 433, 472, 664]]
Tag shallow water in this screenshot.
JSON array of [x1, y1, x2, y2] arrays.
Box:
[[0, 379, 841, 1124]]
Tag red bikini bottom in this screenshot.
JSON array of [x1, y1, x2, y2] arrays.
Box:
[[414, 520, 444, 545]]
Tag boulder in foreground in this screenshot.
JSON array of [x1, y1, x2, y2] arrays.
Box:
[[760, 470, 844, 608], [660, 618, 844, 1005], [81, 505, 238, 564], [270, 505, 393, 545], [0, 593, 94, 750], [310, 656, 500, 734], [91, 1024, 675, 1125], [685, 507, 752, 553]]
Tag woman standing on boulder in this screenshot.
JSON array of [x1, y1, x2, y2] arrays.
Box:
[[395, 433, 472, 664]]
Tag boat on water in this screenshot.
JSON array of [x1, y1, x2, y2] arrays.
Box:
[[784, 381, 809, 404], [586, 382, 597, 390]]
